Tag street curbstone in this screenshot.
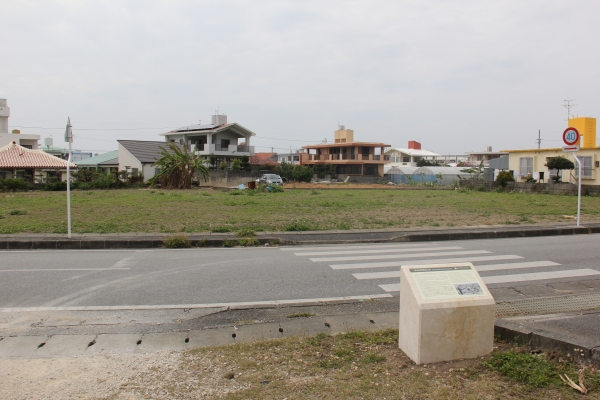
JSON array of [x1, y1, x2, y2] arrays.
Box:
[[56, 240, 82, 250], [31, 240, 58, 250], [7, 240, 33, 250]]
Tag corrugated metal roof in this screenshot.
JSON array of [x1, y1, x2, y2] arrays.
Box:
[[0, 142, 76, 169], [118, 140, 184, 164], [75, 150, 119, 166], [386, 148, 440, 157]]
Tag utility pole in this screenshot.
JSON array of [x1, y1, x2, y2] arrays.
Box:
[[563, 100, 576, 121], [537, 130, 541, 149]]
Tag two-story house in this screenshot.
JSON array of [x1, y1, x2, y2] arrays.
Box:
[[300, 126, 390, 177], [160, 114, 255, 169]]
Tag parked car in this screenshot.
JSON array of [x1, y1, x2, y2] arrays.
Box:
[[257, 174, 283, 185]]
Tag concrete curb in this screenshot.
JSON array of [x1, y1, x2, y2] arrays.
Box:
[[494, 318, 600, 366], [1, 224, 599, 250]]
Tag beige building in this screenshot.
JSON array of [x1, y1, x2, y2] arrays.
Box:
[[503, 117, 599, 184], [300, 126, 390, 176]]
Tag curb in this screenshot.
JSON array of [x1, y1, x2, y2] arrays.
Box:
[[494, 319, 600, 366], [1, 224, 599, 250]]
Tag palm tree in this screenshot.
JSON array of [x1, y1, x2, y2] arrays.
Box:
[[149, 142, 209, 189]]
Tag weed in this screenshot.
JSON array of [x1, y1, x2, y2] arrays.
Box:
[[211, 226, 231, 233], [223, 239, 236, 247], [310, 189, 320, 195], [285, 219, 312, 231], [495, 187, 504, 193], [363, 353, 386, 364], [163, 234, 191, 248], [286, 312, 316, 319], [8, 209, 27, 215], [476, 186, 486, 192], [271, 238, 281, 245], [482, 350, 578, 388], [238, 237, 259, 247], [229, 189, 244, 196], [237, 227, 256, 237], [197, 238, 208, 247]]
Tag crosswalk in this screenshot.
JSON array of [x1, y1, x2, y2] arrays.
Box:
[[281, 243, 600, 293]]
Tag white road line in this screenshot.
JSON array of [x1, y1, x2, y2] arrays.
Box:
[[482, 269, 600, 284], [379, 284, 400, 292], [279, 243, 437, 252], [0, 268, 131, 272], [330, 255, 523, 269], [353, 261, 562, 280], [354, 271, 399, 280], [311, 250, 490, 262], [295, 246, 463, 257], [475, 261, 560, 272], [376, 268, 600, 292], [0, 294, 394, 313]]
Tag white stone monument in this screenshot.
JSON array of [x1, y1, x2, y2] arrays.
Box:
[[399, 262, 495, 365]]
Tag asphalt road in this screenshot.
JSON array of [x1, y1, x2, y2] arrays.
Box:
[[1, 234, 599, 309]]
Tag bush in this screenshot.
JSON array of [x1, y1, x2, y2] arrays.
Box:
[[44, 181, 67, 191], [231, 158, 242, 171], [285, 219, 312, 231], [495, 170, 515, 187], [163, 234, 191, 248], [269, 184, 284, 193], [476, 186, 485, 192], [238, 237, 259, 247], [292, 166, 314, 183], [0, 178, 30, 192], [9, 209, 28, 215], [237, 227, 256, 237]]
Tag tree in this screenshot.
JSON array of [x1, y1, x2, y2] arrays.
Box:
[[219, 162, 228, 170], [208, 153, 217, 169], [292, 165, 314, 182], [277, 161, 294, 181], [150, 142, 209, 189], [313, 163, 335, 178], [495, 170, 515, 187], [231, 158, 242, 171], [240, 155, 251, 171], [460, 160, 485, 180], [416, 159, 440, 167], [545, 157, 574, 183]]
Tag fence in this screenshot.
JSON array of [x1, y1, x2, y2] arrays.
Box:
[[457, 180, 600, 196]]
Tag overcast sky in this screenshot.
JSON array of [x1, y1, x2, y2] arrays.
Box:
[[2, 1, 599, 154]]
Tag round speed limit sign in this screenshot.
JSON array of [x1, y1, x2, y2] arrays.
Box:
[[563, 127, 580, 146]]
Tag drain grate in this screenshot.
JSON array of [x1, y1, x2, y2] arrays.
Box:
[[495, 293, 600, 318]]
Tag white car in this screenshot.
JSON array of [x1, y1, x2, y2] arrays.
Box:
[[257, 174, 283, 185]]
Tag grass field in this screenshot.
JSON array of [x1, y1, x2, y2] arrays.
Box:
[[114, 329, 600, 399], [0, 187, 599, 234]]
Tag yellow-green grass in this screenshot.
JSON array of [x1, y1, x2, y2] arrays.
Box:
[[0, 188, 599, 234], [114, 329, 600, 399]]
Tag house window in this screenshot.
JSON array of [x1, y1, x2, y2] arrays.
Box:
[[220, 139, 230, 150], [131, 168, 139, 175], [519, 157, 533, 176], [477, 155, 483, 161], [575, 156, 593, 178], [403, 156, 410, 163], [293, 156, 299, 162], [413, 157, 421, 163]]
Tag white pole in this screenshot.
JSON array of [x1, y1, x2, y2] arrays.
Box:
[[573, 153, 582, 226], [65, 117, 73, 239]]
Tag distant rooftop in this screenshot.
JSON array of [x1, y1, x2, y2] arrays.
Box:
[[75, 150, 119, 166]]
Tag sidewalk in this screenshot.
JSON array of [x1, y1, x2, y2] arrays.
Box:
[[1, 221, 600, 249]]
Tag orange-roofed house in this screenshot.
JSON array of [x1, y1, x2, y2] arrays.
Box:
[[0, 142, 77, 182], [300, 126, 391, 178], [250, 152, 279, 166]]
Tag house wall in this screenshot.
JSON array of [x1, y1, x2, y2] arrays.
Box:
[[0, 133, 41, 149], [117, 143, 143, 175], [507, 148, 599, 184]]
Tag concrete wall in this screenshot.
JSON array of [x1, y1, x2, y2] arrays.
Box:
[[204, 170, 259, 187], [458, 180, 600, 196]]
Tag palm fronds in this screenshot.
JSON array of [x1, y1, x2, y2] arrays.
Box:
[[149, 142, 209, 189]]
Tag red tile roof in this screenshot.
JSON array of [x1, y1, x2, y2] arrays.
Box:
[[0, 142, 77, 169], [250, 152, 278, 165]]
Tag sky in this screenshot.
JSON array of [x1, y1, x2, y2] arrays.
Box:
[[2, 0, 599, 155]]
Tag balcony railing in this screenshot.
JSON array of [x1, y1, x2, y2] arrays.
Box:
[[306, 154, 387, 162], [215, 144, 229, 151]]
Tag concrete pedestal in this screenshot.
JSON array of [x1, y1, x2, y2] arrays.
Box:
[[399, 262, 495, 365]]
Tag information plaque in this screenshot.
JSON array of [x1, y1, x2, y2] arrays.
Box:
[[399, 262, 495, 365], [410, 265, 485, 300]]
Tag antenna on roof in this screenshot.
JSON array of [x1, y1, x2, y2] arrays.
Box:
[[563, 99, 576, 121]]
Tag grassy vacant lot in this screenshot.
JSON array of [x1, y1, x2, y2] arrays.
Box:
[[0, 187, 599, 234], [114, 329, 600, 399]]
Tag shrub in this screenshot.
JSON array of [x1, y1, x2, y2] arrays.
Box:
[[285, 219, 312, 231], [238, 237, 258, 247], [229, 189, 244, 195], [44, 181, 67, 191], [476, 185, 485, 192], [231, 158, 242, 171], [163, 234, 191, 248], [292, 165, 314, 182], [269, 184, 284, 193], [9, 209, 28, 215], [223, 239, 236, 247], [0, 178, 30, 192], [76, 182, 91, 190], [495, 170, 515, 187], [495, 187, 504, 193], [237, 227, 256, 237]]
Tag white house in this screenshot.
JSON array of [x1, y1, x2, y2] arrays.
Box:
[[0, 98, 41, 149], [385, 141, 440, 167], [117, 140, 185, 182]]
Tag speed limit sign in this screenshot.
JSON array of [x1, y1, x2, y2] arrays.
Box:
[[563, 127, 580, 146]]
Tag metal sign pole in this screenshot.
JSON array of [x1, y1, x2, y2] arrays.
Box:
[[65, 118, 73, 238], [573, 153, 582, 227]]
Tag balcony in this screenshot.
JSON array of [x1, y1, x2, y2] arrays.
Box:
[[193, 144, 255, 156], [306, 154, 389, 162]]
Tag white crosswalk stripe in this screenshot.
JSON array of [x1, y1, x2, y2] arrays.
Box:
[[282, 243, 600, 292]]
